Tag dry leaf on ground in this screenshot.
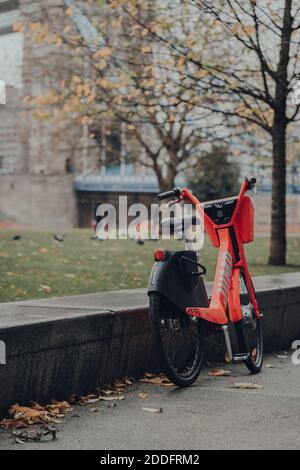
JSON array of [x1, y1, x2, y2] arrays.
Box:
[[39, 285, 52, 294], [224, 353, 231, 364], [99, 395, 125, 402], [0, 400, 73, 430], [232, 383, 263, 390], [138, 393, 150, 400], [265, 364, 276, 369], [208, 369, 231, 377], [140, 373, 173, 387], [113, 379, 127, 389], [251, 348, 258, 360], [79, 394, 100, 405]]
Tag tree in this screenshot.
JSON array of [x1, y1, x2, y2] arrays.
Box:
[[121, 0, 300, 265], [188, 146, 240, 201], [194, 0, 300, 265], [20, 0, 226, 192]]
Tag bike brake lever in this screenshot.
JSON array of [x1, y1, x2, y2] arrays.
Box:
[[167, 198, 180, 208]]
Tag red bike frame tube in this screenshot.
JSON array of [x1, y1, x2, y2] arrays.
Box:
[[183, 178, 260, 325]]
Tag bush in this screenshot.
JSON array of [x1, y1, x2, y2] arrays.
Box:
[[188, 146, 240, 202]]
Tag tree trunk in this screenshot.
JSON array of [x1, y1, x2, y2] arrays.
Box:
[[268, 0, 292, 266], [157, 170, 176, 193], [269, 116, 287, 265]]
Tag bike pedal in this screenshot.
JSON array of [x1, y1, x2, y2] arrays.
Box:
[[232, 353, 250, 363]]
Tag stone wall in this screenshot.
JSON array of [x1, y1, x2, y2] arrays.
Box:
[[0, 174, 78, 228]]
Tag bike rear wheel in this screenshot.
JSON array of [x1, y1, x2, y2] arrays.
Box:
[[235, 272, 264, 374], [149, 293, 206, 387]]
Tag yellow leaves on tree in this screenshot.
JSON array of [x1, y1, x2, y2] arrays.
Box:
[[230, 23, 256, 38], [66, 6, 74, 17], [96, 60, 108, 71], [63, 25, 72, 34], [141, 45, 152, 54], [13, 21, 23, 33], [94, 47, 113, 59]]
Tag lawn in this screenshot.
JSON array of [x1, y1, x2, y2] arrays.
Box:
[[0, 229, 299, 303]]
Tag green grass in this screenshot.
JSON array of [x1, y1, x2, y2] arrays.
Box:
[[0, 229, 299, 303]]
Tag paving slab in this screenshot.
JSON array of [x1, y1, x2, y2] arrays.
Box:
[[0, 353, 299, 450]]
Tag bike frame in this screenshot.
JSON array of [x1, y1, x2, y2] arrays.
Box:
[[181, 179, 260, 326]]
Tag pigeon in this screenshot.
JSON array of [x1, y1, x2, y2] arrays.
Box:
[[137, 239, 145, 246], [53, 234, 65, 243], [12, 235, 21, 241]]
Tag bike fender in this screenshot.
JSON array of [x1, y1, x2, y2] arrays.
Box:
[[148, 251, 209, 312]]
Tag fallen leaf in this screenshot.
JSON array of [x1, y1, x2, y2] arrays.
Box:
[[232, 383, 263, 390], [138, 393, 150, 400], [39, 248, 49, 254], [0, 419, 27, 429], [1, 400, 74, 429], [79, 394, 100, 405], [15, 437, 26, 445], [251, 348, 257, 360], [140, 373, 173, 387], [124, 378, 133, 385], [208, 369, 231, 377], [48, 400, 72, 413], [224, 353, 231, 364], [39, 285, 52, 294], [265, 364, 276, 369], [30, 402, 44, 411], [99, 395, 125, 402], [113, 379, 127, 389]]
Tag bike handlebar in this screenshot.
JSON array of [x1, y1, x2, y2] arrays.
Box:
[[157, 187, 182, 201], [157, 177, 257, 203], [246, 176, 257, 187]]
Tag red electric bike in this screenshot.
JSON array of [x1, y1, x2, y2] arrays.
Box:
[[148, 176, 263, 387]]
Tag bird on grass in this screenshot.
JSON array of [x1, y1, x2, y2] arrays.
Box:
[[53, 234, 65, 243]]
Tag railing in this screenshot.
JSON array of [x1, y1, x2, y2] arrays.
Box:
[[74, 173, 186, 193]]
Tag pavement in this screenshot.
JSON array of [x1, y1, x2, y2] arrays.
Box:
[[0, 352, 299, 451]]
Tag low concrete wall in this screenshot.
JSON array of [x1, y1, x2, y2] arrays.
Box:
[[0, 272, 300, 416]]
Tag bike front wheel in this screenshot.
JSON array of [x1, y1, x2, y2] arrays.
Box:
[[149, 293, 207, 387], [235, 272, 264, 374]]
